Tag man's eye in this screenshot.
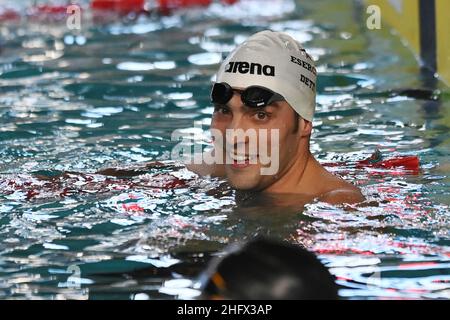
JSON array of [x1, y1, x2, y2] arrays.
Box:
[[254, 111, 268, 120], [214, 106, 230, 115]]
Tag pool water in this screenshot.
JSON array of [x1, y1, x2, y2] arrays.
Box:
[[0, 0, 449, 299]]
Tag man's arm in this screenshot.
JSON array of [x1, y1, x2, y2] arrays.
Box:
[[96, 161, 183, 177], [186, 148, 226, 177]]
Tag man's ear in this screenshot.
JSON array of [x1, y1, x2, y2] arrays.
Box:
[[299, 118, 312, 137]]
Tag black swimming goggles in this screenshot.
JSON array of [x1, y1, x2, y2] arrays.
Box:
[[210, 82, 285, 108]]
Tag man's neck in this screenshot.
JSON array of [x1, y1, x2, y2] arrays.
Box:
[[263, 147, 317, 194]]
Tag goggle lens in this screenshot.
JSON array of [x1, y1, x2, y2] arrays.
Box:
[[211, 82, 284, 108]]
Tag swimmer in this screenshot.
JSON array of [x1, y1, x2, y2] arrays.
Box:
[[188, 30, 364, 204], [199, 237, 339, 300]]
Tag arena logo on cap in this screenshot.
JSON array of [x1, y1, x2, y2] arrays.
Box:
[[225, 61, 275, 76]]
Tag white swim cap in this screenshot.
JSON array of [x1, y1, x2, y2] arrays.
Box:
[[215, 30, 317, 121]]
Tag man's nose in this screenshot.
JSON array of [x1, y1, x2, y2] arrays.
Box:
[[226, 117, 252, 150], [226, 112, 248, 131]]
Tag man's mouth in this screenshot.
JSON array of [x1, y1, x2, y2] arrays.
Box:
[[228, 153, 258, 168]]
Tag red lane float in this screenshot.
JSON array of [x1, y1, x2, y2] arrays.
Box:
[[1, 4, 69, 22], [91, 0, 239, 15], [0, 0, 240, 22], [355, 149, 420, 171], [29, 5, 68, 15], [0, 8, 20, 22], [323, 149, 420, 173], [91, 0, 145, 13], [27, 4, 69, 21], [356, 155, 420, 171], [91, 0, 215, 13]]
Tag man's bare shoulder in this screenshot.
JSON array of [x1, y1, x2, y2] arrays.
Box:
[[319, 186, 365, 204], [315, 163, 365, 204]]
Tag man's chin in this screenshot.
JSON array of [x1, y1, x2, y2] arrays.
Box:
[[228, 181, 258, 190], [225, 166, 261, 190]]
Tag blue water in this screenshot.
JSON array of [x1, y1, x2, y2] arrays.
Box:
[[0, 0, 449, 299]]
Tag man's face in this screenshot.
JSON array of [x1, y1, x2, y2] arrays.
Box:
[[211, 90, 302, 191]]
